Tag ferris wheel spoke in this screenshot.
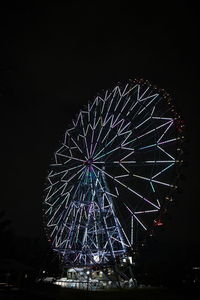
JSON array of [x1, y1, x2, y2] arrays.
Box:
[[45, 182, 68, 201], [69, 169, 88, 202], [113, 85, 127, 112], [49, 164, 84, 180], [94, 133, 134, 162], [157, 145, 175, 160], [111, 112, 123, 128], [111, 236, 130, 248], [151, 163, 174, 179], [129, 107, 171, 144], [48, 169, 69, 178], [97, 130, 119, 152], [47, 167, 86, 202], [64, 165, 86, 184], [152, 116, 173, 120], [143, 160, 176, 164], [131, 105, 155, 131], [124, 204, 147, 231], [137, 85, 148, 100], [92, 130, 117, 159], [65, 133, 82, 156], [126, 90, 153, 119], [119, 162, 130, 173], [157, 121, 173, 143], [134, 116, 151, 129], [138, 138, 178, 151], [93, 160, 176, 168], [119, 94, 132, 113], [61, 155, 85, 163], [131, 172, 175, 187], [134, 213, 147, 231], [134, 209, 159, 214], [120, 149, 135, 161], [90, 125, 104, 157], [122, 120, 172, 147], [93, 164, 159, 209], [92, 117, 132, 160], [158, 137, 179, 145], [82, 135, 90, 158], [103, 89, 115, 125], [89, 124, 95, 156], [74, 114, 90, 159], [137, 93, 159, 115], [94, 146, 121, 161]]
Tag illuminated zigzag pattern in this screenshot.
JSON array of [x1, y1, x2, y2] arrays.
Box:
[[43, 80, 183, 266]]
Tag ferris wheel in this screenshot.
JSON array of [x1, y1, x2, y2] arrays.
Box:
[[43, 79, 184, 268]]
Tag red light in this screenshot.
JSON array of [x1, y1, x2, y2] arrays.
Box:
[[154, 219, 164, 226]]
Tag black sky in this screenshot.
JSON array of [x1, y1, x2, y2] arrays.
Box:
[[0, 2, 199, 259]]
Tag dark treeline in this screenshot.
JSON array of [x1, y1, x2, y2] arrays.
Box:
[[0, 210, 59, 287]]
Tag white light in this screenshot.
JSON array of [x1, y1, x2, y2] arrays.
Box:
[[93, 255, 100, 262], [128, 256, 133, 264]]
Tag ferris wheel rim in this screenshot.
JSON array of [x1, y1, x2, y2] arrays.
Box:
[[43, 79, 184, 265]]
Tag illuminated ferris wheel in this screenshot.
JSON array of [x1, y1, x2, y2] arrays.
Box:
[[43, 79, 184, 268]]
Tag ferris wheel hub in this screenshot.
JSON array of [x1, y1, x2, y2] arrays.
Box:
[[84, 158, 94, 168]]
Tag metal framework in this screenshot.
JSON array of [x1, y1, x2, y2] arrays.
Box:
[[55, 169, 127, 266], [43, 79, 183, 270]]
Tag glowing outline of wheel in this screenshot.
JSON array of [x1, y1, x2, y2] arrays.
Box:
[[43, 79, 184, 267]]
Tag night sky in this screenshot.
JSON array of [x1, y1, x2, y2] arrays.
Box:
[[0, 2, 199, 264]]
